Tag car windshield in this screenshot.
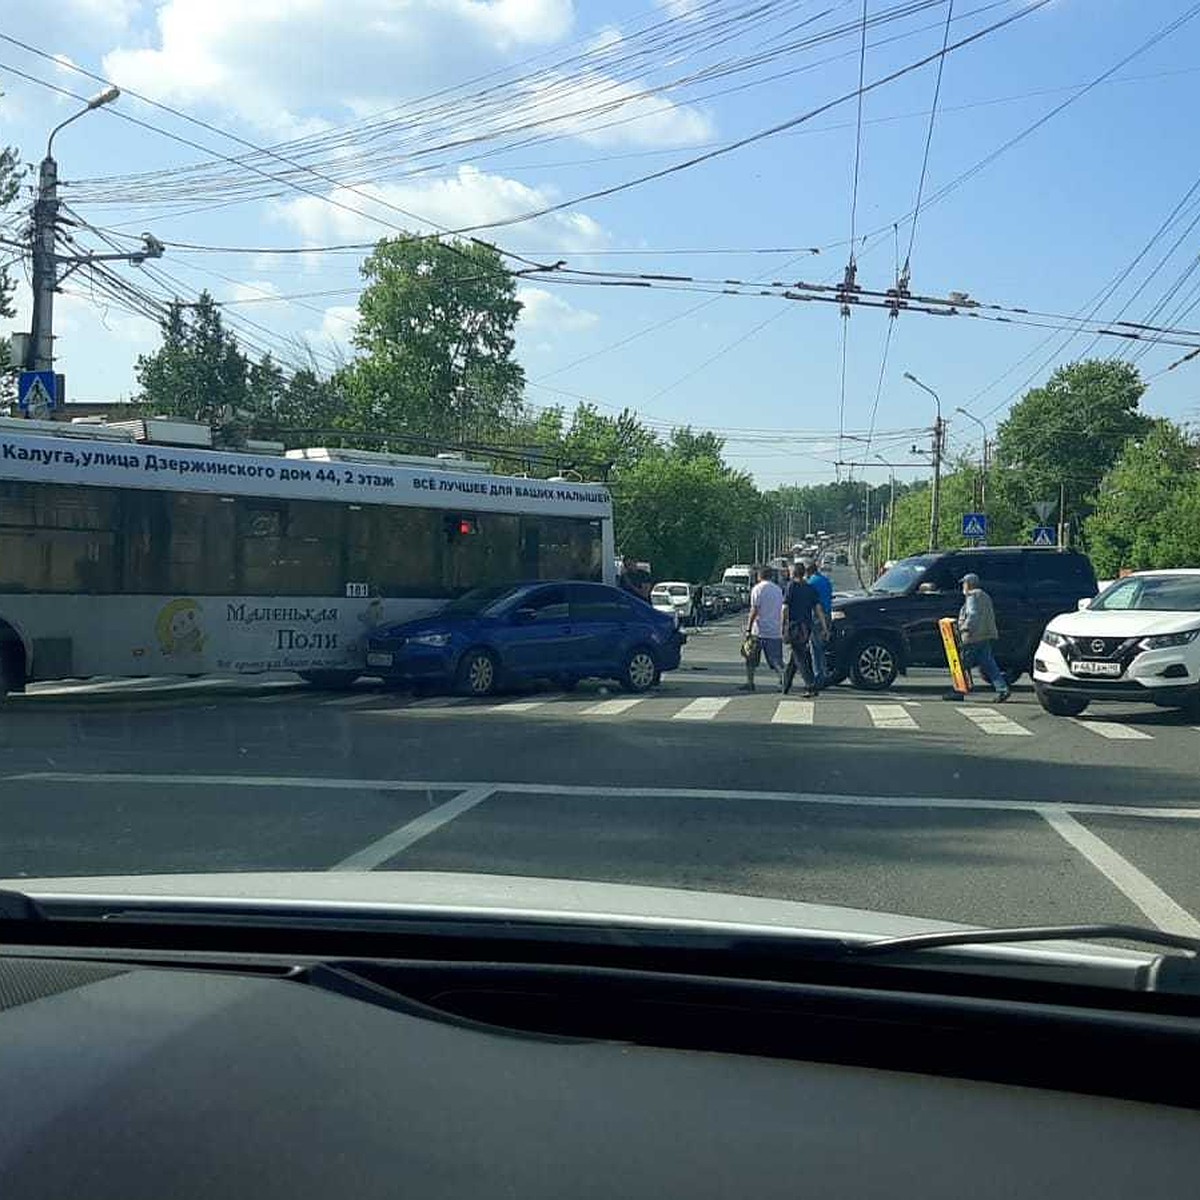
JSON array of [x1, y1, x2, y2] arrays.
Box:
[[869, 557, 935, 595], [1091, 576, 1200, 612], [4, 2, 1200, 1009]]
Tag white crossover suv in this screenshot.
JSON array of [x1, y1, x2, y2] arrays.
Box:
[[1033, 569, 1200, 718]]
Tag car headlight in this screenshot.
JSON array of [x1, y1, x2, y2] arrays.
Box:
[[1041, 629, 1067, 648], [1139, 629, 1200, 651], [409, 632, 452, 648]]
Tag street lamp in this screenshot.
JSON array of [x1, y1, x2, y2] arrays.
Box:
[[29, 85, 121, 376], [955, 407, 988, 513], [903, 371, 944, 552]]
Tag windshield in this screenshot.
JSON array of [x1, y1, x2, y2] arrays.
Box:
[[4, 2, 1199, 1003], [869, 557, 935, 596], [1091, 576, 1200, 613]]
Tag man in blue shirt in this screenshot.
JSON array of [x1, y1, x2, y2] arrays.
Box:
[[804, 559, 834, 688]]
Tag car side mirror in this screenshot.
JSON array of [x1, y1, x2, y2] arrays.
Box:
[[917, 582, 941, 595], [512, 607, 537, 624], [1077, 597, 1091, 611]]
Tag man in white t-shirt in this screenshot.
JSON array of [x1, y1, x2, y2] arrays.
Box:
[[740, 566, 785, 692]]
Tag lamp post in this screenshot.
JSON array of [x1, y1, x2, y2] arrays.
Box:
[[904, 371, 944, 551]]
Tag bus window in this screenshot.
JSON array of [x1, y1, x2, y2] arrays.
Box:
[[238, 499, 343, 596], [0, 481, 119, 594], [346, 505, 446, 598], [122, 490, 237, 595]]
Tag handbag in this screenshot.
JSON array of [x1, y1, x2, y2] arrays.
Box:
[[740, 632, 761, 666]]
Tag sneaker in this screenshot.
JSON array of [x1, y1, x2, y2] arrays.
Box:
[[737, 683, 756, 693], [995, 690, 1011, 703], [802, 689, 817, 699]]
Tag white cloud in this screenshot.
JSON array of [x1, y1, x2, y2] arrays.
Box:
[[103, 0, 575, 135], [228, 279, 285, 307], [272, 164, 608, 253], [655, 0, 704, 17], [302, 303, 360, 359], [517, 285, 598, 336]]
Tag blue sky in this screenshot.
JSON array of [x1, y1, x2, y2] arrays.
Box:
[[3, 0, 1199, 487]]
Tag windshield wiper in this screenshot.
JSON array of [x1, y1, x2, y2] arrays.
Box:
[[853, 923, 1200, 958]]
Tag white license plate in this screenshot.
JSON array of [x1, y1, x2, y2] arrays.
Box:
[[1071, 660, 1121, 677], [366, 652, 394, 668]]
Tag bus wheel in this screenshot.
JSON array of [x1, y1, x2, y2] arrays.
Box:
[[299, 669, 361, 690], [457, 649, 499, 698]]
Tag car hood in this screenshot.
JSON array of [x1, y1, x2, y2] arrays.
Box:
[[1047, 609, 1200, 638], [374, 610, 470, 638], [0, 870, 1155, 982], [832, 590, 905, 614]]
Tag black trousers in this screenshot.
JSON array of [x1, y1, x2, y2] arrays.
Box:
[[783, 631, 816, 693]]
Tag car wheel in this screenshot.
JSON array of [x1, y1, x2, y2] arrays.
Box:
[[620, 646, 659, 693], [457, 648, 499, 698], [299, 669, 361, 690], [1035, 686, 1089, 717], [849, 637, 899, 691]]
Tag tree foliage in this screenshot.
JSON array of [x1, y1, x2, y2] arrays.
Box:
[[340, 236, 524, 444], [0, 143, 21, 407], [1087, 421, 1200, 576]]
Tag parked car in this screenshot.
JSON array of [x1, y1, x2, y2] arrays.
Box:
[[651, 581, 697, 626], [1033, 569, 1200, 718], [827, 547, 1097, 691], [366, 581, 684, 697]]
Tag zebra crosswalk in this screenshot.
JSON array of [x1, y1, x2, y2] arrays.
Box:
[[14, 675, 1199, 749]]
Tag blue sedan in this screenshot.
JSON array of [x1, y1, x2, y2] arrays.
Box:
[[365, 581, 685, 697]]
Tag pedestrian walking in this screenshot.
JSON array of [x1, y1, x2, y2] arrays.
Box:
[[739, 566, 785, 692], [957, 573, 1010, 702], [804, 559, 834, 688], [781, 564, 829, 697], [693, 584, 706, 628]]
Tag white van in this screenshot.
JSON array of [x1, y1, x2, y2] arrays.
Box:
[[721, 565, 755, 590], [651, 581, 695, 626]]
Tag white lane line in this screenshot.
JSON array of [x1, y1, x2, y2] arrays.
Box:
[[409, 696, 470, 709], [329, 784, 498, 870], [323, 693, 388, 708], [1073, 718, 1153, 741], [957, 707, 1032, 736], [866, 704, 918, 730], [581, 698, 644, 716], [11, 772, 1200, 821], [672, 697, 731, 721], [772, 700, 814, 725], [482, 700, 547, 714], [1040, 808, 1200, 935]]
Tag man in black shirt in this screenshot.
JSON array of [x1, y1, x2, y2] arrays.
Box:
[[781, 563, 829, 697]]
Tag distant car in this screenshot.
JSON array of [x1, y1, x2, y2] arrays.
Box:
[[366, 581, 684, 697], [651, 581, 697, 626], [700, 585, 725, 619], [1034, 569, 1200, 718]]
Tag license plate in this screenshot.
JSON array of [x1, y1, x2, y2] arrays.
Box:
[[1071, 660, 1121, 677], [366, 652, 393, 667]]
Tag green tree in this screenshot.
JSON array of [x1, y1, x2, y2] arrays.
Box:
[[340, 236, 524, 445], [0, 143, 21, 408], [994, 359, 1151, 512], [134, 293, 250, 441], [1086, 420, 1200, 576]]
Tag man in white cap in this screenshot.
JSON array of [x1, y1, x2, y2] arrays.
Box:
[[957, 572, 1010, 702]]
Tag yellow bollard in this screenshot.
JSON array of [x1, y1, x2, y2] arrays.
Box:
[[938, 616, 972, 696]]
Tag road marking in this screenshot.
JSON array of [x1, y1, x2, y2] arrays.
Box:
[[1073, 718, 1153, 741], [772, 700, 814, 725], [483, 700, 547, 714], [866, 704, 918, 730], [672, 697, 730, 721], [323, 693, 387, 708], [581, 698, 644, 716], [329, 784, 498, 870], [1039, 808, 1200, 935], [11, 772, 1200, 820], [957, 707, 1032, 736], [410, 696, 470, 709]]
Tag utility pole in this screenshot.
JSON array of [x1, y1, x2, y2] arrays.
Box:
[[874, 453, 895, 562], [1057, 480, 1067, 548], [23, 86, 163, 386], [904, 373, 943, 552], [955, 407, 989, 514]]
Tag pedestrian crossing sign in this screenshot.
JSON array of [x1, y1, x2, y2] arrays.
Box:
[[961, 512, 987, 539], [1032, 526, 1056, 546], [18, 370, 59, 417]]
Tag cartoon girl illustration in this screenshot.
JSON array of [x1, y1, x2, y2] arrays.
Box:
[[156, 599, 205, 657]]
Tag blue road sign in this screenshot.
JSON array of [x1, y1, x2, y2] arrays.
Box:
[[961, 512, 988, 539], [17, 370, 59, 416], [1032, 526, 1056, 547]]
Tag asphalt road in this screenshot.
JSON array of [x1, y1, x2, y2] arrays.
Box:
[[2, 605, 1198, 937]]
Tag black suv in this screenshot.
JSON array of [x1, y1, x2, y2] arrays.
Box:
[[828, 547, 1098, 690]]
